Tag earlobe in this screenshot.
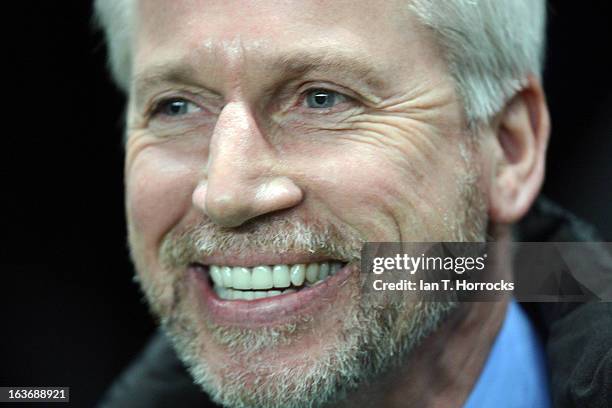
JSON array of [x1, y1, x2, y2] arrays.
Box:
[[488, 76, 550, 224]]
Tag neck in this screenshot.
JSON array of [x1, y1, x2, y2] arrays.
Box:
[[337, 230, 513, 408], [334, 300, 508, 408]]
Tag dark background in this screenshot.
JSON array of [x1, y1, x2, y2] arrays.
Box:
[[1, 1, 611, 407]]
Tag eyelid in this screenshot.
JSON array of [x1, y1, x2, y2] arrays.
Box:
[[296, 82, 358, 101], [151, 98, 200, 116], [144, 89, 221, 124], [293, 86, 355, 114]]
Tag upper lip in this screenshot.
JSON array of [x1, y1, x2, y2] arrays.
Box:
[[192, 253, 345, 268]]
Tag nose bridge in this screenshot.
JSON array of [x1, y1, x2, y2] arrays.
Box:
[[208, 101, 271, 180]]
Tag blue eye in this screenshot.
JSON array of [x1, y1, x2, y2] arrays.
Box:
[[305, 89, 343, 109], [156, 98, 201, 117]]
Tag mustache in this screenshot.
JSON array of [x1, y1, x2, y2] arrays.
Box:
[[159, 215, 365, 269]]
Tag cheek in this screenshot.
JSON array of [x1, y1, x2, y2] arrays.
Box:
[[284, 143, 420, 240], [313, 160, 412, 239], [289, 135, 472, 241], [126, 146, 201, 254]]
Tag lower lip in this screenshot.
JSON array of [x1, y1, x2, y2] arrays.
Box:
[[189, 263, 354, 327]]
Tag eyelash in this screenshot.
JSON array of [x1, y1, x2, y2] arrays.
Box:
[[149, 98, 199, 118], [297, 88, 351, 112], [147, 87, 354, 122]]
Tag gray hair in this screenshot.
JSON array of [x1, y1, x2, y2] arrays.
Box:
[[94, 0, 135, 92], [409, 0, 547, 125], [94, 0, 546, 125]]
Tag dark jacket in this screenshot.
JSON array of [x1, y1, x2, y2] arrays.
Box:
[[100, 198, 612, 408]]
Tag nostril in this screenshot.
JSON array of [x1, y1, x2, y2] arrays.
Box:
[[255, 177, 304, 205], [196, 175, 303, 228], [205, 194, 253, 228], [192, 181, 208, 211]]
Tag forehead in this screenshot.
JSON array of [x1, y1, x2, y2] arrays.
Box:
[[138, 0, 412, 43], [133, 0, 438, 81]]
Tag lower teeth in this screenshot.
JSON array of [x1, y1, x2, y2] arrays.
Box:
[[215, 287, 297, 300]]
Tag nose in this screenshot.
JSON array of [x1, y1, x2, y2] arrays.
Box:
[[192, 102, 303, 227]]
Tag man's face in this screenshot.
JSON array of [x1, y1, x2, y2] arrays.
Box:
[[125, 0, 488, 406]]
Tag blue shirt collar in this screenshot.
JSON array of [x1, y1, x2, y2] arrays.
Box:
[[463, 300, 551, 408]]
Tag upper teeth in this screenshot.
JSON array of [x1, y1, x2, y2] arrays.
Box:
[[209, 261, 343, 290]]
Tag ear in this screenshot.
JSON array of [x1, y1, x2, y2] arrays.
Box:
[[488, 75, 551, 224]]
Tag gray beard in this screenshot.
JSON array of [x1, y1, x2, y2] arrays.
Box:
[[150, 270, 457, 408]]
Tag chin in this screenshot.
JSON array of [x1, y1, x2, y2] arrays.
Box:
[[146, 260, 456, 408]]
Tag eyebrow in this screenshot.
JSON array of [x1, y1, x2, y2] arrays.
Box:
[[270, 50, 389, 90], [132, 48, 389, 107], [133, 64, 207, 109]]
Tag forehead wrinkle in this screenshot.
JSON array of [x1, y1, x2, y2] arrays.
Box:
[[219, 35, 251, 96]]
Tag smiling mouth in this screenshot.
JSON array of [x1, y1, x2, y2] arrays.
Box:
[[193, 261, 347, 300], [188, 258, 354, 326]]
